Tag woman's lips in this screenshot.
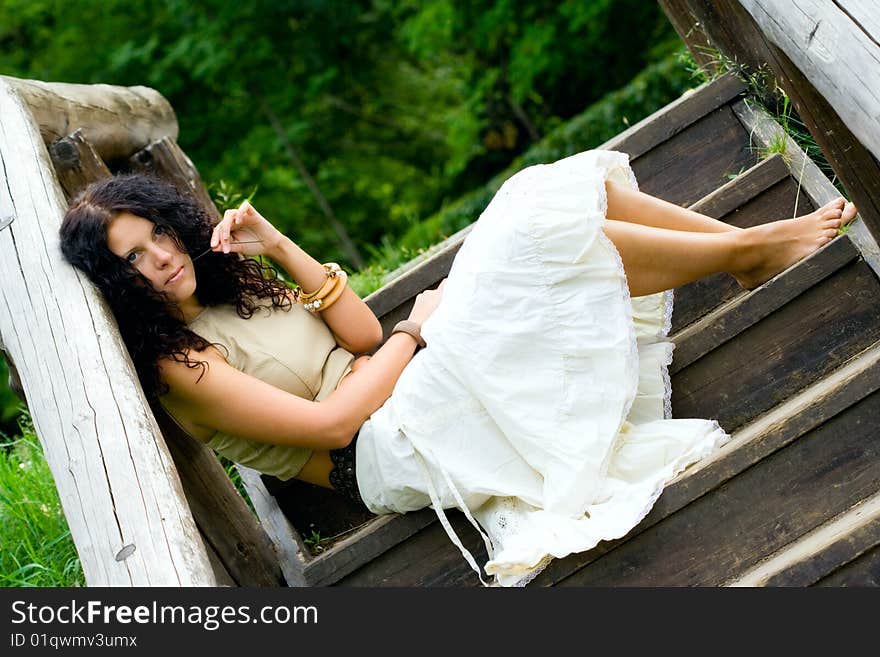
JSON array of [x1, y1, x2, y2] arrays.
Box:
[[166, 266, 184, 285]]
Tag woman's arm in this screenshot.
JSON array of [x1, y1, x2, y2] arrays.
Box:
[[210, 202, 382, 354], [159, 280, 446, 449], [270, 236, 382, 354]]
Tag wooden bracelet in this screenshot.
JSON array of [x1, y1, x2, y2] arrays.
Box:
[[311, 271, 348, 313], [391, 320, 426, 347], [298, 262, 342, 302], [303, 271, 347, 313]]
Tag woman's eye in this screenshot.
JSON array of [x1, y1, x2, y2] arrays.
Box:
[[126, 252, 138, 264], [154, 225, 165, 236]]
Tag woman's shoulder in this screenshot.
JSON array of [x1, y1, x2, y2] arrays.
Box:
[[157, 344, 228, 394]]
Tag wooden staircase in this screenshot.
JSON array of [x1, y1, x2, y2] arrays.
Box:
[[254, 73, 880, 586]]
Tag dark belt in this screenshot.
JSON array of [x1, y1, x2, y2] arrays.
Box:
[[328, 429, 365, 507]]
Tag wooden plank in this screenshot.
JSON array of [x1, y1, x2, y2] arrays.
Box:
[[129, 136, 220, 222], [671, 175, 817, 333], [629, 104, 758, 206], [48, 129, 112, 199], [237, 466, 310, 587], [307, 510, 437, 586], [671, 235, 859, 372], [728, 490, 880, 586], [0, 78, 216, 585], [732, 98, 880, 280], [689, 153, 790, 218], [337, 510, 491, 587], [558, 389, 880, 586], [266, 477, 376, 552], [153, 405, 284, 586], [672, 259, 880, 432], [365, 243, 458, 325], [1, 75, 177, 163], [815, 544, 880, 586], [603, 73, 746, 161]]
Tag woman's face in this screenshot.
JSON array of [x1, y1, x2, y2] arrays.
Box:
[[105, 212, 197, 306]]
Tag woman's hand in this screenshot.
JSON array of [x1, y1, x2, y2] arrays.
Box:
[[210, 200, 285, 259], [407, 278, 446, 325]]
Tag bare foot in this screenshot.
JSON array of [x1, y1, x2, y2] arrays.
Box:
[[733, 197, 858, 290]]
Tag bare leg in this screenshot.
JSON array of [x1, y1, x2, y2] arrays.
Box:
[[605, 179, 742, 233], [602, 198, 858, 297], [602, 219, 742, 296]]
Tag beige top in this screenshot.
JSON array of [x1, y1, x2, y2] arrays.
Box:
[[159, 299, 356, 480]]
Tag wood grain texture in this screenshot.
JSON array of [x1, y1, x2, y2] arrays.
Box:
[[630, 104, 757, 206], [815, 544, 880, 586], [336, 510, 491, 587], [153, 405, 284, 587], [662, 0, 880, 271], [728, 491, 880, 586], [603, 73, 746, 161], [48, 129, 112, 200], [731, 97, 880, 280], [0, 79, 215, 585], [740, 0, 880, 163], [307, 510, 437, 586], [237, 466, 310, 587]]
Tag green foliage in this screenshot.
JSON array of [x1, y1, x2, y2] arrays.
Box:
[[0, 414, 84, 586], [0, 357, 24, 440], [0, 0, 679, 265]]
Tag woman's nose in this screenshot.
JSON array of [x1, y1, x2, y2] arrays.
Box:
[[149, 244, 175, 265]]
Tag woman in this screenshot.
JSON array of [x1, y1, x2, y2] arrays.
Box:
[[59, 150, 857, 586]]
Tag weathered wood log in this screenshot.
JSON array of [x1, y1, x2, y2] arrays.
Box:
[[129, 136, 221, 222], [49, 129, 112, 200], [2, 76, 177, 164], [740, 0, 880, 164], [0, 77, 216, 585]]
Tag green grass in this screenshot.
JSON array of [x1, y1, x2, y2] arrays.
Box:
[[0, 412, 85, 587]]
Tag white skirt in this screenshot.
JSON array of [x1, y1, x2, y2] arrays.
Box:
[[355, 150, 731, 587]]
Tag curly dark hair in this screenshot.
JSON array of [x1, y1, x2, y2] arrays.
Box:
[[59, 173, 292, 402]]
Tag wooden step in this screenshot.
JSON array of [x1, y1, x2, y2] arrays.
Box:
[[671, 234, 860, 373], [337, 339, 880, 586], [672, 255, 880, 433], [726, 490, 880, 586]]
